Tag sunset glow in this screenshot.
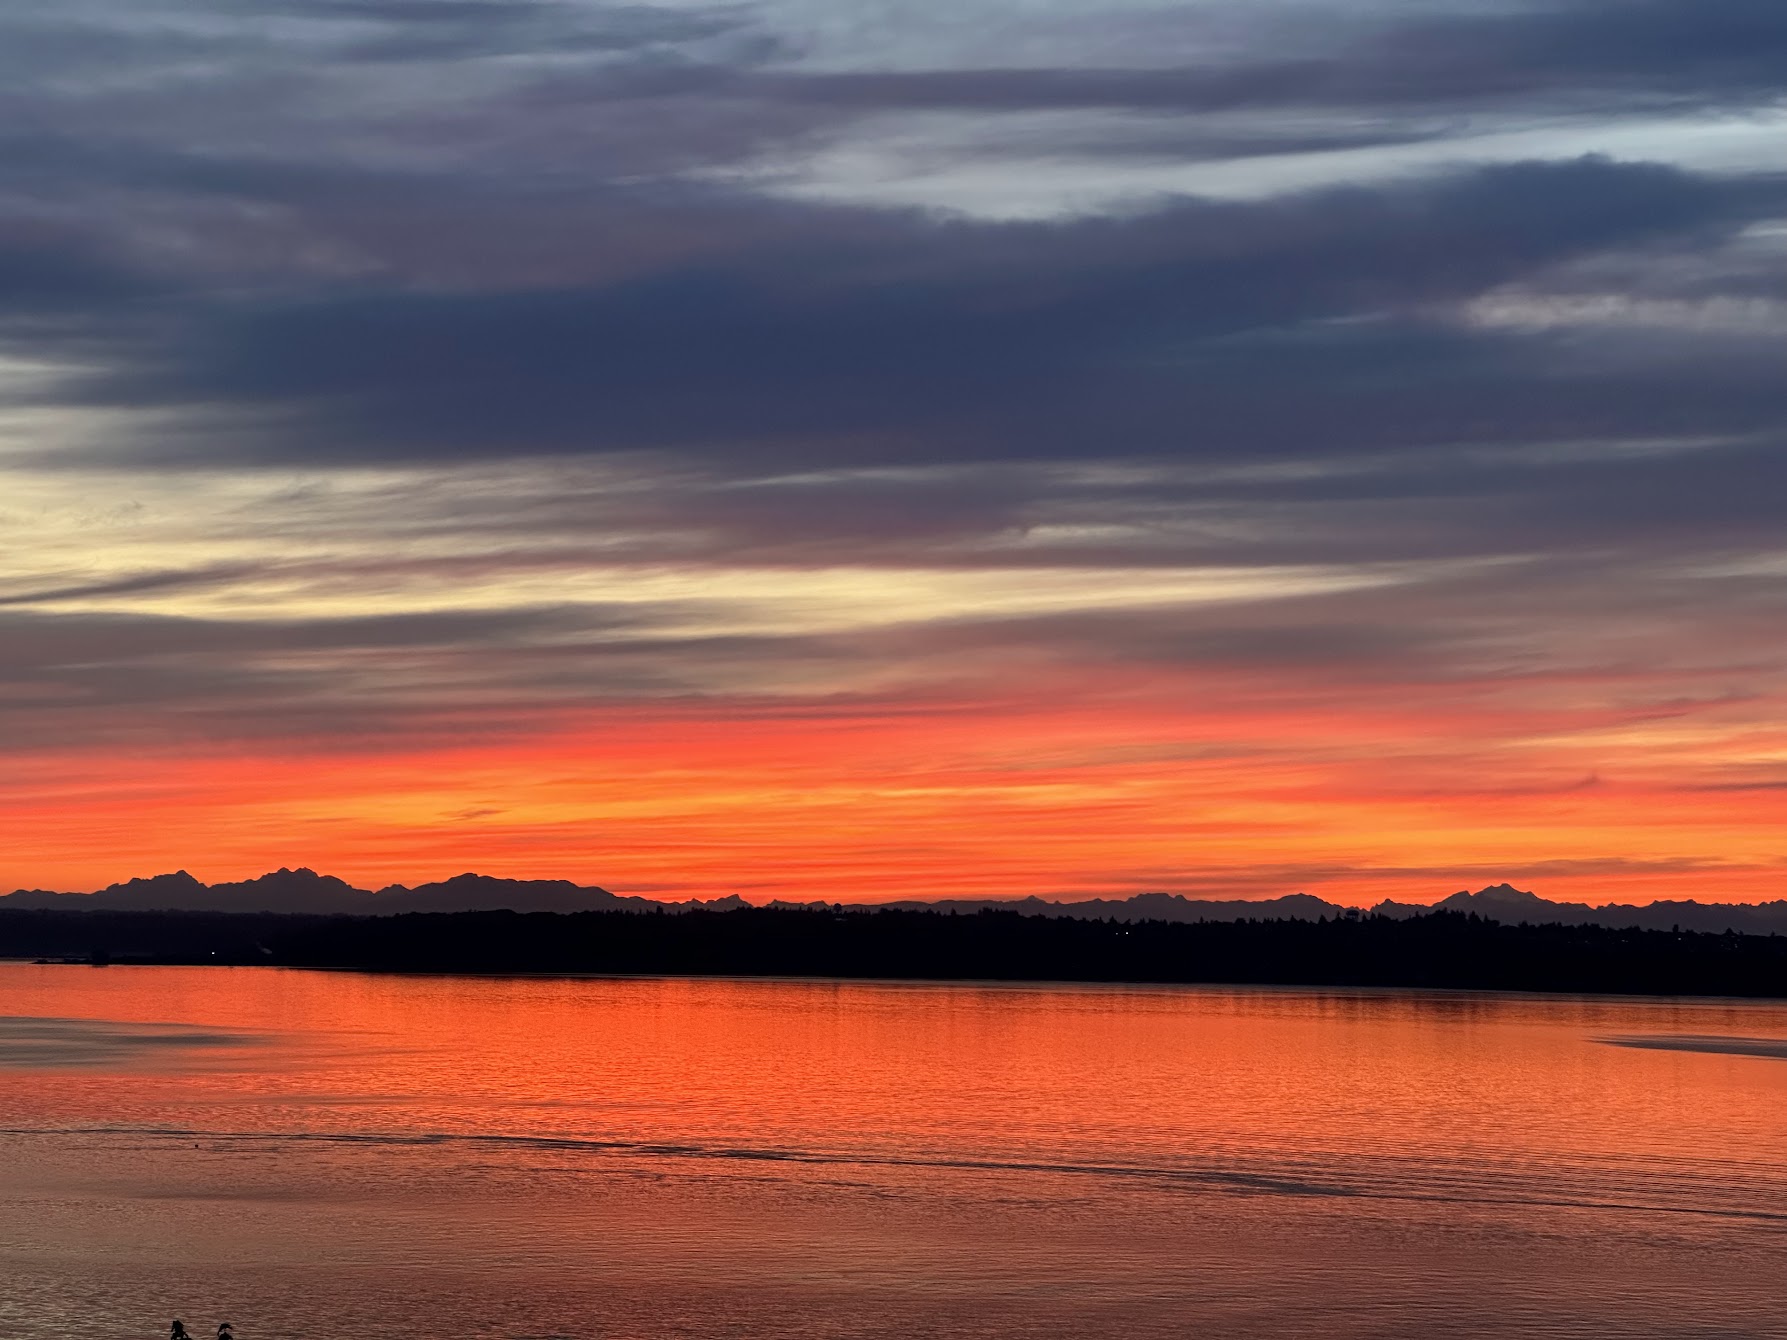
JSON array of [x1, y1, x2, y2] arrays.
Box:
[[3, 0, 1784, 906], [6, 475, 1784, 903]]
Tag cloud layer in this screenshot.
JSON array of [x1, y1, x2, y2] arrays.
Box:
[[1, 0, 1783, 902]]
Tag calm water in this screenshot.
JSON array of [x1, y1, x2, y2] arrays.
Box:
[[1, 965, 1785, 1339]]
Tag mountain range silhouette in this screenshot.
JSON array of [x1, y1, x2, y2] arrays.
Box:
[[4, 871, 1784, 934], [0, 868, 747, 916]]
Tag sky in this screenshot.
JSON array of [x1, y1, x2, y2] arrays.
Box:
[[2, 0, 1784, 904]]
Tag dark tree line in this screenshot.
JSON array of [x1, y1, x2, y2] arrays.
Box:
[[5, 905, 1787, 997]]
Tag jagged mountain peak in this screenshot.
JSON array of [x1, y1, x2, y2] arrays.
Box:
[[101, 869, 205, 894], [1440, 883, 1546, 906]]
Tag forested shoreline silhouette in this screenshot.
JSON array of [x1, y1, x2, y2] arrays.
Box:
[[4, 905, 1787, 998]]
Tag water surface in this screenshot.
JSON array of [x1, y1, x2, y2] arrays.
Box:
[[1, 964, 1784, 1338]]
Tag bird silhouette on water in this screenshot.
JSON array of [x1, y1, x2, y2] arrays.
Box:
[[168, 1321, 232, 1339]]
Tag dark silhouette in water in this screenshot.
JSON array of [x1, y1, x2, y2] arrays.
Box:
[[4, 905, 1787, 998], [169, 1324, 191, 1340], [218, 1325, 234, 1339]]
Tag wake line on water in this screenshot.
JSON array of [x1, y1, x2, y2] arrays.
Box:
[[0, 1122, 1344, 1198], [3, 1124, 1785, 1228]]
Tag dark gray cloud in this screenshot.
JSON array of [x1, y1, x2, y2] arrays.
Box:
[[36, 158, 1783, 475], [1, 0, 1785, 761], [0, 601, 708, 748], [0, 227, 164, 316], [311, 0, 751, 61], [0, 565, 256, 606], [716, 1, 1787, 121]]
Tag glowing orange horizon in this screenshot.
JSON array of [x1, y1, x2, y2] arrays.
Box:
[[5, 665, 1782, 907]]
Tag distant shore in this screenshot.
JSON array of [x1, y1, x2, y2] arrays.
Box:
[[4, 905, 1786, 1000], [10, 870, 1787, 935]]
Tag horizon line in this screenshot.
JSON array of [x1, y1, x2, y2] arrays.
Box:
[[6, 868, 1784, 913]]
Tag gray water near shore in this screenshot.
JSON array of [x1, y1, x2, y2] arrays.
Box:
[[1, 964, 1785, 1338]]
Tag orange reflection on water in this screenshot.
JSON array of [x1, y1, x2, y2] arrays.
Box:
[[3, 965, 1785, 1173], [3, 966, 1787, 1338]]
